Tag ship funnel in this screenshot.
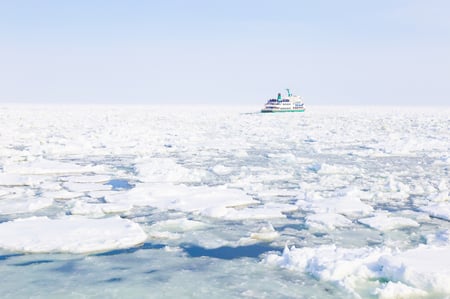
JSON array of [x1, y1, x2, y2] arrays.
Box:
[[277, 93, 282, 102]]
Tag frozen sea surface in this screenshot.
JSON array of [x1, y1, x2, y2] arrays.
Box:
[[0, 104, 449, 298]]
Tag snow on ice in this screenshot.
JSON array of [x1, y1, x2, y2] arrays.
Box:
[[0, 105, 449, 298], [0, 216, 146, 253], [264, 241, 450, 298]]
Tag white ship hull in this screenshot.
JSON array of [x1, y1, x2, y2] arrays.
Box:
[[261, 90, 305, 113]]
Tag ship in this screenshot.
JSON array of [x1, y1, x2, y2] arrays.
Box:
[[261, 89, 305, 113]]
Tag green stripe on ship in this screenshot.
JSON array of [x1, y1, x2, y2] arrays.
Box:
[[261, 109, 305, 113]]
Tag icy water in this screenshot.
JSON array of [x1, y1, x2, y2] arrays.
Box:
[[0, 105, 449, 298]]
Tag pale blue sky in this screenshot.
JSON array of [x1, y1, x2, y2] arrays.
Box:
[[1, 0, 449, 105]]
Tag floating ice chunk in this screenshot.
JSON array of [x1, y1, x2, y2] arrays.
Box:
[[256, 188, 300, 199], [374, 281, 428, 299], [86, 190, 119, 200], [203, 203, 297, 220], [358, 213, 420, 231], [319, 174, 354, 189], [298, 194, 373, 217], [211, 164, 232, 175], [0, 174, 29, 186], [63, 175, 112, 183], [433, 157, 450, 166], [317, 163, 360, 175], [267, 152, 297, 161], [296, 157, 314, 164], [234, 149, 248, 157], [63, 182, 112, 193], [0, 216, 146, 253], [0, 197, 54, 215], [106, 183, 258, 219], [420, 203, 450, 221], [425, 230, 450, 246], [265, 242, 450, 296], [0, 189, 8, 198], [386, 175, 411, 193], [428, 191, 449, 202], [264, 244, 388, 282], [305, 213, 353, 230], [410, 183, 425, 195], [237, 223, 280, 246], [3, 159, 104, 175], [150, 218, 206, 232], [379, 245, 450, 294], [231, 169, 295, 188], [39, 180, 64, 191], [70, 201, 133, 217], [148, 218, 207, 240], [135, 158, 205, 183], [249, 223, 279, 241], [148, 231, 181, 240], [43, 189, 84, 200], [438, 179, 449, 192]]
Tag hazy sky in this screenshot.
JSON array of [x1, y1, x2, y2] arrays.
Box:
[[1, 0, 449, 105]]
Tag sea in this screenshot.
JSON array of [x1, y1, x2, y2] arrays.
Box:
[[0, 104, 449, 298]]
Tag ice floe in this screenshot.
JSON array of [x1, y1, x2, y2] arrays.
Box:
[[135, 157, 205, 183], [148, 218, 207, 240], [212, 164, 233, 175], [297, 193, 373, 217], [420, 202, 450, 221], [1, 105, 450, 297], [246, 223, 279, 243], [3, 158, 105, 175], [0, 173, 30, 186], [358, 212, 420, 231], [306, 212, 353, 230], [0, 216, 147, 253], [203, 202, 297, 220], [0, 196, 54, 215], [63, 174, 112, 183], [70, 201, 133, 217], [43, 189, 84, 200], [374, 281, 428, 299], [264, 243, 450, 298], [378, 245, 450, 295], [425, 230, 450, 246], [105, 183, 260, 218], [62, 182, 112, 193], [317, 163, 361, 175]]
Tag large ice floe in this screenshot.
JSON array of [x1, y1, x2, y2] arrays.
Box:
[[0, 216, 146, 253], [0, 104, 449, 298], [264, 241, 450, 298]]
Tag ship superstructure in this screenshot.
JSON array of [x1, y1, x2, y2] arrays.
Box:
[[261, 89, 305, 113]]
